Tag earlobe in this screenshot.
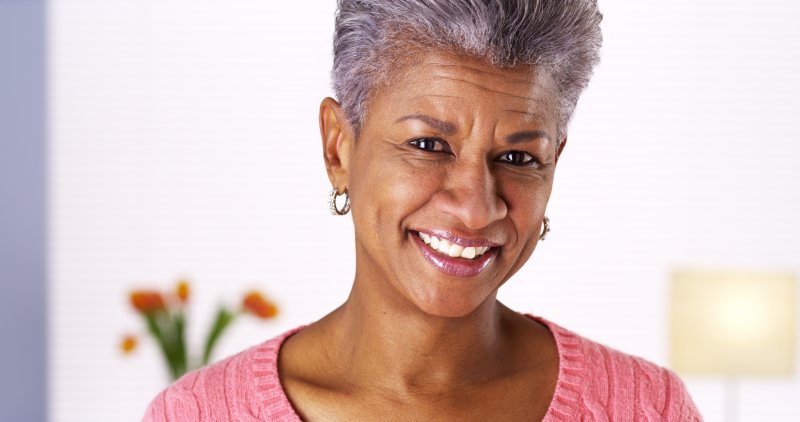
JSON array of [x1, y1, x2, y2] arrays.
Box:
[[319, 97, 353, 188]]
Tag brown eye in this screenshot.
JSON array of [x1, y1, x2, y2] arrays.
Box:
[[498, 151, 536, 166], [409, 138, 447, 152]]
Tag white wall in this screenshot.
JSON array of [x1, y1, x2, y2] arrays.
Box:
[[49, 0, 800, 420]]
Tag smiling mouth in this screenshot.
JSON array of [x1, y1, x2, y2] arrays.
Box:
[[411, 230, 497, 278], [416, 232, 491, 260]]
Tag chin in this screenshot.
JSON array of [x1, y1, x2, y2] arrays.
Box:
[[410, 289, 493, 319]]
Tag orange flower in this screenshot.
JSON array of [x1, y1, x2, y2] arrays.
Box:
[[120, 334, 138, 354], [130, 290, 166, 314], [176, 280, 190, 303], [242, 291, 278, 319]]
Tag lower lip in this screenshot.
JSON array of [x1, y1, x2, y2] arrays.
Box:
[[411, 232, 496, 278]]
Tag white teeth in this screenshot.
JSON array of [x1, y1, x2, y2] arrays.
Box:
[[417, 232, 492, 260], [437, 239, 452, 254]]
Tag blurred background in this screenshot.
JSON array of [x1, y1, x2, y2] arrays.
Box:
[[1, 0, 799, 420]]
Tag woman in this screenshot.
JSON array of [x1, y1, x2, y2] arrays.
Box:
[[146, 0, 702, 420]]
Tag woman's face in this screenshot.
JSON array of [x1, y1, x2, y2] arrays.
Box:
[[324, 51, 564, 318]]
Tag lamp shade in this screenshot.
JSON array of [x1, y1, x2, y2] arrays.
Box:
[[670, 270, 797, 376]]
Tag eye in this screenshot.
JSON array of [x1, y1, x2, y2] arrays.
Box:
[[408, 137, 449, 153], [497, 150, 537, 166]]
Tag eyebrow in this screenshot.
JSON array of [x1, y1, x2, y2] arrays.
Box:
[[506, 130, 551, 145], [395, 114, 457, 135]]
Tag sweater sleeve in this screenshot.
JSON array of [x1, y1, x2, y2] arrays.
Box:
[[663, 368, 703, 421], [140, 346, 267, 422], [141, 371, 203, 422]]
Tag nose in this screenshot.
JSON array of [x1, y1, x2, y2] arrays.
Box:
[[435, 158, 508, 229]]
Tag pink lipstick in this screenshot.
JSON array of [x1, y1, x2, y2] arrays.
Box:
[[411, 231, 497, 277]]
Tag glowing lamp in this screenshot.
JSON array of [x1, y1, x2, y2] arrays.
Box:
[[670, 270, 796, 376]]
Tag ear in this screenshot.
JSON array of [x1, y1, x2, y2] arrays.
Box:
[[555, 136, 567, 164], [319, 97, 354, 191]]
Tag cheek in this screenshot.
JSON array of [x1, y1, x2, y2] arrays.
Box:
[[500, 182, 552, 279], [504, 176, 551, 213], [384, 166, 430, 204], [351, 159, 438, 236], [502, 177, 553, 240]]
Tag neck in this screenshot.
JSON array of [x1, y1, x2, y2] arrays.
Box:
[[322, 275, 515, 395]]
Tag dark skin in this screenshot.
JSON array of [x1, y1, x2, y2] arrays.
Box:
[[279, 50, 567, 421]]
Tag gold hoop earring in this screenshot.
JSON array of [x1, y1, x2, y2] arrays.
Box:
[[328, 188, 351, 216], [539, 216, 550, 241]]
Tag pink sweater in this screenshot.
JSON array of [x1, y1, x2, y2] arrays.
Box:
[[143, 316, 702, 421]]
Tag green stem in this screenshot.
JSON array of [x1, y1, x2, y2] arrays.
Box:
[[144, 312, 180, 380], [173, 310, 188, 377], [201, 307, 237, 366]]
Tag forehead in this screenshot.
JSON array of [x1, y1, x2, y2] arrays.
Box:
[[369, 50, 559, 125]]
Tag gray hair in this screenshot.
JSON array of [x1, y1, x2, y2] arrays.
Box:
[[332, 0, 603, 139]]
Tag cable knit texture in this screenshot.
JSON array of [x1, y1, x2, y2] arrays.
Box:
[[143, 315, 703, 421]]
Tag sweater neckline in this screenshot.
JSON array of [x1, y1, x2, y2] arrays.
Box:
[[252, 314, 585, 421]]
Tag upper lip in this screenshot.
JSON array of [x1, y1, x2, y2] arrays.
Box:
[[412, 229, 502, 248]]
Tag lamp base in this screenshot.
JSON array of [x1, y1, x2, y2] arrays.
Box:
[[725, 377, 738, 422]]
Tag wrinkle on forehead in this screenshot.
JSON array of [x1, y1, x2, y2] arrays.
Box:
[[430, 75, 541, 103], [410, 56, 557, 116], [407, 94, 462, 101], [424, 61, 540, 87], [371, 50, 560, 128], [421, 55, 553, 88]]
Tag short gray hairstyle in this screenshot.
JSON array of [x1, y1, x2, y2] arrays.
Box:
[[332, 0, 603, 139]]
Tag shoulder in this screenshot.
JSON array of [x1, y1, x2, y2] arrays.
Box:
[[141, 327, 303, 422], [141, 344, 264, 422], [531, 316, 703, 421]]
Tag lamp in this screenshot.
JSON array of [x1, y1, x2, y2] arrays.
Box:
[[670, 270, 797, 422]]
